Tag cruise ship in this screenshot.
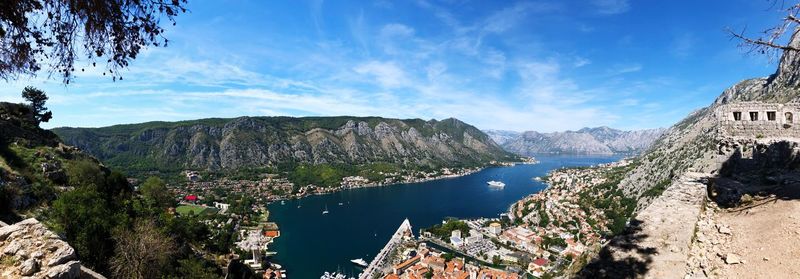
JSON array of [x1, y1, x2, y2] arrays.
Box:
[[487, 180, 506, 188]]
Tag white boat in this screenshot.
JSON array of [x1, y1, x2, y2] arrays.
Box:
[[281, 200, 285, 205], [487, 180, 506, 188], [351, 258, 368, 267], [322, 205, 329, 214]]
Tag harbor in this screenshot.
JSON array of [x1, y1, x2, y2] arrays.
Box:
[[266, 155, 622, 278]]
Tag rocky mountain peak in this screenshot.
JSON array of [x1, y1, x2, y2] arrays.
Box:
[[772, 30, 800, 88], [486, 127, 664, 155]]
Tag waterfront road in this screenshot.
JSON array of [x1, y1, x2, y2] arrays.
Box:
[[360, 219, 412, 279]]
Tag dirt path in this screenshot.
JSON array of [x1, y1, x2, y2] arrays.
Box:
[[718, 197, 800, 279], [687, 196, 800, 279]]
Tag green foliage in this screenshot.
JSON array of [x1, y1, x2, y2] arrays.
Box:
[[175, 205, 217, 216], [51, 116, 512, 180], [288, 163, 355, 187], [173, 258, 223, 279], [538, 209, 550, 227], [575, 162, 640, 236], [424, 218, 470, 240], [641, 179, 670, 198], [441, 252, 455, 261], [541, 236, 567, 249], [21, 86, 52, 123], [50, 186, 118, 272], [65, 160, 106, 188], [140, 176, 173, 208]]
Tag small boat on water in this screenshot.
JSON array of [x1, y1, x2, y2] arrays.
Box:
[[351, 258, 368, 267], [338, 202, 344, 206], [281, 200, 285, 205], [320, 271, 350, 279], [487, 180, 506, 188], [322, 205, 329, 214]]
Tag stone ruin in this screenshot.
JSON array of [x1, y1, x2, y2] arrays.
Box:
[[0, 218, 105, 279], [715, 102, 800, 138]]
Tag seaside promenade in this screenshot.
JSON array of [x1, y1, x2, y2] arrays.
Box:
[[359, 218, 412, 279]]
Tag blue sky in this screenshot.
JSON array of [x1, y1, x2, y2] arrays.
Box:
[[0, 0, 789, 132]]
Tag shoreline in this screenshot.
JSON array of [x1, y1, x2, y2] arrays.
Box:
[[269, 160, 539, 203]]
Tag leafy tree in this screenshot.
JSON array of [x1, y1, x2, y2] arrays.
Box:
[[174, 258, 222, 279], [50, 186, 117, 273], [140, 176, 173, 209], [110, 220, 176, 279], [65, 160, 106, 189], [20, 86, 51, 123], [0, 0, 187, 83]]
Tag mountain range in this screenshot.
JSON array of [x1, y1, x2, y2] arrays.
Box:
[[484, 127, 665, 155], [52, 116, 516, 176]]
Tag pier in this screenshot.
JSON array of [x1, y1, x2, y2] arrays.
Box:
[[359, 218, 412, 279]]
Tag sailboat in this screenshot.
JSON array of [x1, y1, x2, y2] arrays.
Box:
[[297, 199, 302, 208], [322, 204, 329, 214]]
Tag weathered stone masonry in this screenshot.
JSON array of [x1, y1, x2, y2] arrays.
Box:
[[715, 102, 800, 138]]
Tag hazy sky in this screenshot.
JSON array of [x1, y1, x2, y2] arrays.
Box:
[[0, 0, 788, 132]]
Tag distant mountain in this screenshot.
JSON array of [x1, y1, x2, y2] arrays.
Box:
[[53, 116, 517, 176], [484, 127, 665, 155], [483, 129, 520, 145]]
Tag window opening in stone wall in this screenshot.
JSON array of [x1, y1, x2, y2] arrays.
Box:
[[750, 111, 758, 121], [787, 112, 794, 123], [733, 111, 742, 121], [767, 111, 776, 121]]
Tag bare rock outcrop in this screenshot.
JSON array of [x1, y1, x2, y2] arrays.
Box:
[[0, 218, 87, 279]]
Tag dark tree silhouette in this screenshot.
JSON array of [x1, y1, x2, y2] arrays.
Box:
[[728, 2, 800, 60], [0, 0, 187, 83], [21, 86, 51, 123]]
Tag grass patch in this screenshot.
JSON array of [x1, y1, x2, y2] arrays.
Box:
[[176, 205, 218, 216], [0, 255, 17, 267]]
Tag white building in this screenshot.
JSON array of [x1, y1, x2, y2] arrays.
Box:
[[488, 222, 502, 235], [450, 236, 464, 247], [213, 202, 230, 212]]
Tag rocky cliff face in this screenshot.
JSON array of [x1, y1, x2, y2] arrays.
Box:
[[53, 117, 515, 174], [581, 33, 800, 278], [615, 31, 800, 205], [486, 127, 664, 155], [0, 219, 87, 279], [483, 129, 520, 145]]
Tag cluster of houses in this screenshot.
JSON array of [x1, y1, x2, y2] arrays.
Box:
[[414, 160, 632, 277], [384, 242, 520, 279], [173, 173, 295, 203], [492, 160, 635, 276]]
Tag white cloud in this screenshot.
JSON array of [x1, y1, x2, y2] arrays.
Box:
[[573, 56, 591, 68], [380, 23, 415, 38], [353, 61, 409, 88], [591, 0, 630, 15], [607, 63, 643, 76]]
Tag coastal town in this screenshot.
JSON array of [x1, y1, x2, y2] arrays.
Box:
[[172, 159, 537, 206], [153, 158, 539, 278], [152, 155, 640, 278], [348, 159, 638, 278]]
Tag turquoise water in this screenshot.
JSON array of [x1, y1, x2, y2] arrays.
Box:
[[267, 155, 622, 278]]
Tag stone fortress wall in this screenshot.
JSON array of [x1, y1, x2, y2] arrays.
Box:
[[715, 102, 800, 138]]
